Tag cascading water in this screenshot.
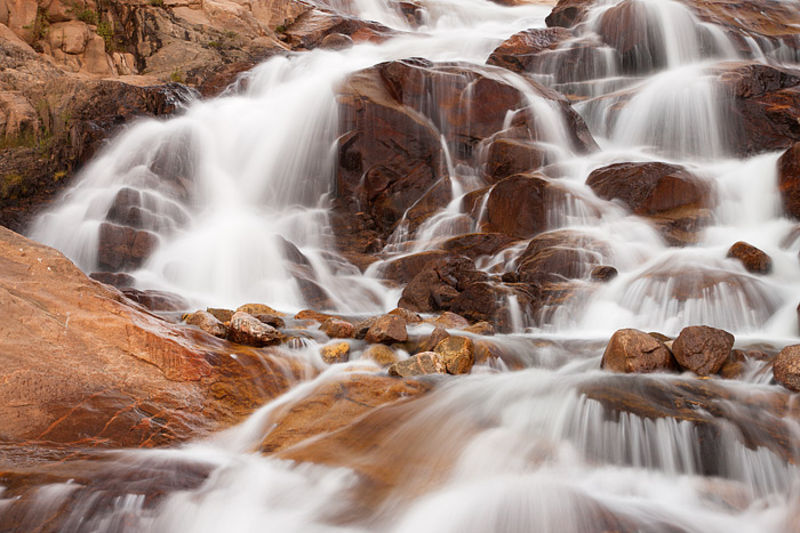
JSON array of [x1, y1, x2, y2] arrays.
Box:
[[10, 0, 800, 530]]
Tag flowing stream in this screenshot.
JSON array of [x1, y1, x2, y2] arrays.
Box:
[[12, 0, 800, 531]]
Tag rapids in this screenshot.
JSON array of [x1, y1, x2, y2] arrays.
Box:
[[10, 0, 800, 530]]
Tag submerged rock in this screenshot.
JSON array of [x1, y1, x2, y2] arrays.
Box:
[[671, 326, 735, 376], [363, 344, 399, 366], [321, 341, 351, 364], [388, 352, 447, 377], [601, 329, 677, 374]]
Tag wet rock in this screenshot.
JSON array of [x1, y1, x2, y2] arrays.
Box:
[[254, 313, 286, 329], [380, 250, 454, 284], [463, 321, 496, 335], [601, 328, 678, 374], [671, 326, 735, 376], [595, 0, 670, 73], [773, 344, 800, 392], [0, 226, 305, 447], [718, 63, 800, 156], [591, 265, 618, 282], [365, 314, 408, 344], [434, 336, 475, 374], [726, 241, 772, 274], [388, 307, 423, 324], [122, 288, 189, 312], [334, 59, 596, 247], [418, 326, 451, 352], [207, 308, 234, 323], [320, 317, 356, 338], [237, 303, 286, 317], [89, 271, 137, 289], [586, 161, 712, 245], [586, 161, 710, 216], [516, 230, 610, 283], [545, 0, 594, 28], [441, 233, 519, 261], [97, 222, 159, 272], [485, 173, 572, 239], [779, 142, 800, 220], [399, 256, 488, 313], [354, 316, 379, 339], [319, 32, 353, 50], [487, 27, 574, 73], [363, 344, 398, 366], [295, 309, 339, 324], [321, 341, 351, 364], [431, 311, 471, 329], [485, 138, 548, 182], [388, 352, 447, 377], [228, 312, 282, 347], [184, 310, 228, 338]]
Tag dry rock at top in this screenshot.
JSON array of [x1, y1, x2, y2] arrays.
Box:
[[671, 325, 735, 376]]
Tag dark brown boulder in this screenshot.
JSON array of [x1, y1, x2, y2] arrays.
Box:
[[595, 0, 666, 73], [485, 173, 571, 238], [365, 314, 409, 344], [718, 63, 800, 156], [485, 138, 548, 182], [672, 326, 735, 376], [441, 233, 519, 260], [487, 27, 574, 73], [121, 288, 189, 312], [774, 344, 800, 392], [779, 142, 800, 219], [727, 241, 772, 274], [399, 256, 488, 313], [591, 265, 618, 282], [282, 9, 393, 50], [97, 222, 159, 271], [545, 0, 595, 28], [379, 250, 455, 284], [516, 230, 610, 283], [601, 328, 678, 374], [586, 162, 710, 215]]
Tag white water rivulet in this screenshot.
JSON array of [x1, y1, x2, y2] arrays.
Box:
[[13, 0, 800, 530]]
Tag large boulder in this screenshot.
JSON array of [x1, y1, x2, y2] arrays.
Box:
[[671, 325, 735, 376], [601, 328, 677, 373], [228, 311, 283, 347], [0, 226, 305, 448], [484, 173, 573, 239], [487, 27, 574, 73], [586, 161, 712, 245], [545, 0, 594, 28], [365, 314, 409, 344], [515, 230, 610, 283]]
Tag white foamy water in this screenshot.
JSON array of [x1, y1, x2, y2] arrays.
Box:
[[14, 0, 800, 530]]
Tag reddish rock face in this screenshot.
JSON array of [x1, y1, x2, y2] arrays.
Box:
[[779, 142, 800, 219], [334, 59, 596, 249], [485, 138, 549, 182], [0, 226, 307, 449], [545, 0, 595, 28], [379, 250, 455, 284], [671, 326, 735, 376], [320, 317, 356, 338], [97, 222, 159, 271], [718, 63, 800, 156], [726, 241, 773, 274], [441, 233, 520, 260], [774, 344, 800, 392], [601, 328, 678, 374]]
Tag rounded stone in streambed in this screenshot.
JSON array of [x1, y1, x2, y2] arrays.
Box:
[[434, 336, 475, 375], [672, 325, 735, 376], [183, 310, 228, 339], [601, 328, 677, 374], [365, 314, 408, 344], [320, 317, 355, 339], [774, 345, 800, 392], [727, 241, 772, 275], [228, 312, 282, 347]]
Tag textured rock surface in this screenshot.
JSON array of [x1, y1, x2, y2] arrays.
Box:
[[601, 329, 677, 374], [671, 326, 735, 376]]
